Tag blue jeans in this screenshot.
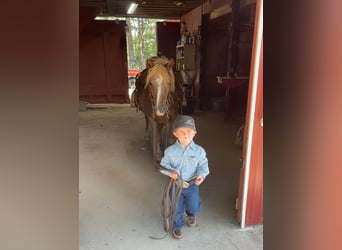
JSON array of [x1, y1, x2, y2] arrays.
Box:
[[173, 184, 202, 230]]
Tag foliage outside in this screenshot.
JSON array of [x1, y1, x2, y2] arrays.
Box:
[[126, 18, 163, 70]]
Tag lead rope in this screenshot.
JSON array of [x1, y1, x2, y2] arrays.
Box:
[[164, 98, 169, 151], [149, 177, 183, 240], [149, 87, 158, 162], [150, 91, 170, 162]]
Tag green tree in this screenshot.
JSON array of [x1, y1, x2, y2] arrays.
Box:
[[126, 18, 162, 70], [126, 18, 135, 69]]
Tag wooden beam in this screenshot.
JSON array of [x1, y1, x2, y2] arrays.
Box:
[[106, 0, 115, 12]]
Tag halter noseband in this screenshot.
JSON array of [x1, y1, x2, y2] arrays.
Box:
[[148, 83, 170, 118]]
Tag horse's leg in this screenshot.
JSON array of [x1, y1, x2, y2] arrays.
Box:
[[166, 120, 176, 146], [155, 123, 163, 161], [144, 114, 149, 142], [149, 119, 161, 162]]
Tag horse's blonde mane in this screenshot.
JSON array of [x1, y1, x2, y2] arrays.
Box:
[[146, 56, 170, 68], [144, 57, 175, 92]]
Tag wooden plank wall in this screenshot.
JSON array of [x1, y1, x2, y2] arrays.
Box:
[[80, 6, 129, 104], [156, 21, 180, 62]]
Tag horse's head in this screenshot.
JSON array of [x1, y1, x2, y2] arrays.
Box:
[[145, 57, 175, 117]]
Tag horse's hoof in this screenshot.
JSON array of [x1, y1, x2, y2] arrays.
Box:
[[130, 100, 136, 108]]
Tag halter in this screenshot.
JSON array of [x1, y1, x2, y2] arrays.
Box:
[[148, 83, 170, 119], [148, 83, 171, 162]]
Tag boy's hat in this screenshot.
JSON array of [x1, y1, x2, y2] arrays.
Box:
[[174, 115, 196, 131]]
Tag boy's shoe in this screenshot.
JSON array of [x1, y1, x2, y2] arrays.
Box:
[[187, 216, 196, 227], [172, 229, 183, 239]]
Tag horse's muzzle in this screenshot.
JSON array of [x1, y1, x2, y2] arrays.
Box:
[[154, 105, 168, 116]]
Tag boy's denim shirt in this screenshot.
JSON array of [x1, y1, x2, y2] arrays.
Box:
[[160, 140, 209, 182]]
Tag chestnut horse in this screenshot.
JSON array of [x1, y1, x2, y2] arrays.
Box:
[[131, 56, 184, 161]]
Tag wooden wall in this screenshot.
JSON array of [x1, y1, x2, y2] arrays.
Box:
[[80, 6, 129, 104], [182, 1, 255, 113], [156, 21, 180, 62], [182, 0, 262, 227]]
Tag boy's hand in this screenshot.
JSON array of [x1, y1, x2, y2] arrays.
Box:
[[194, 176, 204, 185], [159, 166, 179, 180], [170, 172, 179, 180]]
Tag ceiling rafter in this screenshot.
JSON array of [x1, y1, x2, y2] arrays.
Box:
[[80, 0, 207, 19]]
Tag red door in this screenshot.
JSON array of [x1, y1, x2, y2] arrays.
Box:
[[156, 21, 180, 62], [237, 0, 263, 227], [80, 7, 129, 104]]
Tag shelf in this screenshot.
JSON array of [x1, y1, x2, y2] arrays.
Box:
[[176, 44, 195, 71], [216, 76, 248, 87]]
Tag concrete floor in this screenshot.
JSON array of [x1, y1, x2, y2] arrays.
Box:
[[79, 104, 263, 250]]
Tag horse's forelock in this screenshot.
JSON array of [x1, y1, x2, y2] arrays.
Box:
[[145, 63, 175, 92]]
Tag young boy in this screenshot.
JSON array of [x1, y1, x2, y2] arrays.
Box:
[[159, 115, 209, 239]]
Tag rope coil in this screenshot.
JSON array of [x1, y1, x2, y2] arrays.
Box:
[[149, 177, 183, 240]]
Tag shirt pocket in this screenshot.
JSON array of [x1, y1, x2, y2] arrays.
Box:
[[186, 155, 199, 166]]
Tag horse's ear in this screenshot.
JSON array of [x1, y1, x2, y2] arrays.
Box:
[[166, 58, 174, 70], [146, 58, 154, 68]]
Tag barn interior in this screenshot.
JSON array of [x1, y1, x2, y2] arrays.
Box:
[[79, 105, 262, 249], [79, 0, 263, 248]]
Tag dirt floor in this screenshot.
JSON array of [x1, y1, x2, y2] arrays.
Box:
[[79, 104, 263, 250]]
